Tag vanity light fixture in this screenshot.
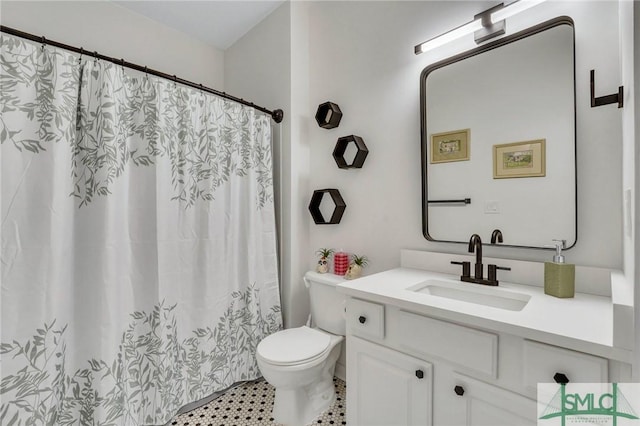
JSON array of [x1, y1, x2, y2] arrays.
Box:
[[414, 0, 547, 54], [491, 0, 546, 22]]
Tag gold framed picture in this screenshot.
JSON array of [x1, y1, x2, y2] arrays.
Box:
[[430, 129, 470, 164], [493, 139, 546, 179]]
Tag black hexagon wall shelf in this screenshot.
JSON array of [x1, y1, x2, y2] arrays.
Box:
[[308, 189, 346, 225], [333, 135, 368, 169], [315, 101, 343, 129]]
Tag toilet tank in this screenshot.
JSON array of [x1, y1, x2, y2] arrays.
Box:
[[304, 271, 346, 336]]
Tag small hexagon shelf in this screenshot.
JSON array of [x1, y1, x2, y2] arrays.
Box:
[[308, 189, 346, 225], [315, 101, 343, 129], [333, 135, 368, 169]]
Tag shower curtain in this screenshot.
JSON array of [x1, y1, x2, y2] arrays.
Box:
[[0, 34, 282, 425]]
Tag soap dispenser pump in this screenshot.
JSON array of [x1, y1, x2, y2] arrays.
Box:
[[544, 239, 575, 298]]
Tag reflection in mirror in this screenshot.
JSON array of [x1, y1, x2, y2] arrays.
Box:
[[421, 18, 576, 249]]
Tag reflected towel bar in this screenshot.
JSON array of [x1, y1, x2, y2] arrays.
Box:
[[427, 198, 471, 204]]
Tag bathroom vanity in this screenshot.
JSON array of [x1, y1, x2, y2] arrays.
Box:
[[338, 250, 634, 426]]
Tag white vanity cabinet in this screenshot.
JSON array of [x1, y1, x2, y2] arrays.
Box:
[[446, 373, 537, 426], [346, 298, 433, 425], [339, 254, 633, 425], [347, 336, 433, 426], [345, 297, 612, 426]]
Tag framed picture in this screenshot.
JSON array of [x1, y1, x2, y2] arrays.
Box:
[[493, 139, 546, 179], [430, 129, 470, 164]]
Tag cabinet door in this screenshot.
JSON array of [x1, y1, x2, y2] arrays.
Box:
[[450, 373, 537, 426], [347, 335, 432, 426]]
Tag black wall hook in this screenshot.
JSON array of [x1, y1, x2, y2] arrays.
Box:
[[590, 69, 623, 108]]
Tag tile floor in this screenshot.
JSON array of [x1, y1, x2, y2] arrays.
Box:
[[169, 377, 346, 426]]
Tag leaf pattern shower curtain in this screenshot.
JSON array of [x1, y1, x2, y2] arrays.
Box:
[[0, 35, 282, 425]]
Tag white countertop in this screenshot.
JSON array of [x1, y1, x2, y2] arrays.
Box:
[[333, 267, 633, 363]]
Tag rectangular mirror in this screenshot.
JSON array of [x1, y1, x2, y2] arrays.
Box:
[[421, 17, 576, 249]]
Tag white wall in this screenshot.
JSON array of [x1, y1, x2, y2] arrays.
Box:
[[225, 2, 313, 329], [636, 0, 640, 382], [225, 0, 627, 329], [285, 1, 313, 328], [306, 1, 623, 286], [0, 1, 224, 88], [627, 0, 640, 381]]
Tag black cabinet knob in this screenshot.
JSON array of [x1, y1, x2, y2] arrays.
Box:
[[358, 316, 367, 324], [554, 372, 570, 384], [415, 370, 424, 379], [454, 385, 465, 396]]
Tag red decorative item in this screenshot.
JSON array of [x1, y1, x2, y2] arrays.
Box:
[[334, 252, 349, 275]]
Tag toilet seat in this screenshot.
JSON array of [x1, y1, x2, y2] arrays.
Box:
[[257, 326, 331, 366]]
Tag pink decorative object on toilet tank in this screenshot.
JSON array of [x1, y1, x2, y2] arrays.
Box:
[[333, 252, 349, 275]]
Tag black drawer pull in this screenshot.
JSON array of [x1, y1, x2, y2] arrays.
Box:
[[554, 372, 570, 384], [358, 316, 367, 324], [454, 385, 465, 396], [415, 370, 424, 379]]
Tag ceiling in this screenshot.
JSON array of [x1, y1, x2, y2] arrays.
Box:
[[115, 1, 285, 50]]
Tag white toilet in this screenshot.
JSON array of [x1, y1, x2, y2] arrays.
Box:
[[256, 271, 345, 426]]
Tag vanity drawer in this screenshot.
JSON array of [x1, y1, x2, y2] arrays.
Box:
[[522, 340, 608, 393], [396, 310, 498, 378], [346, 298, 384, 340]]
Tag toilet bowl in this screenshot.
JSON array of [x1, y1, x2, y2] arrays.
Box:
[[256, 326, 343, 426], [256, 271, 346, 426]]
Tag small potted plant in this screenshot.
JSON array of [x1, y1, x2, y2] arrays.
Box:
[[345, 254, 368, 280], [316, 248, 334, 274]]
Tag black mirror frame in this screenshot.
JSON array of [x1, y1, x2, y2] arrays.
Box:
[[420, 16, 577, 250]]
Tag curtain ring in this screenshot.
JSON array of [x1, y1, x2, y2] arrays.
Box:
[[144, 66, 148, 79], [79, 47, 84, 62], [93, 51, 98, 64], [40, 36, 46, 51], [173, 75, 177, 86]]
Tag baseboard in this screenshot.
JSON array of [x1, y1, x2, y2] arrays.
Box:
[[334, 361, 346, 381]]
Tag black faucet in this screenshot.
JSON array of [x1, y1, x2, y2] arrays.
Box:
[[450, 232, 511, 286], [468, 233, 483, 279]]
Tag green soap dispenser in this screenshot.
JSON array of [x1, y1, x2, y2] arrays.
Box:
[[544, 239, 575, 298]]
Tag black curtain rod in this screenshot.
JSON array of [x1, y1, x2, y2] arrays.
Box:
[[0, 25, 284, 123]]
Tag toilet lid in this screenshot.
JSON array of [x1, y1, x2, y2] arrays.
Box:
[[258, 326, 331, 365]]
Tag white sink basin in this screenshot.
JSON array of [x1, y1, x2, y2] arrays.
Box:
[[407, 279, 531, 311]]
